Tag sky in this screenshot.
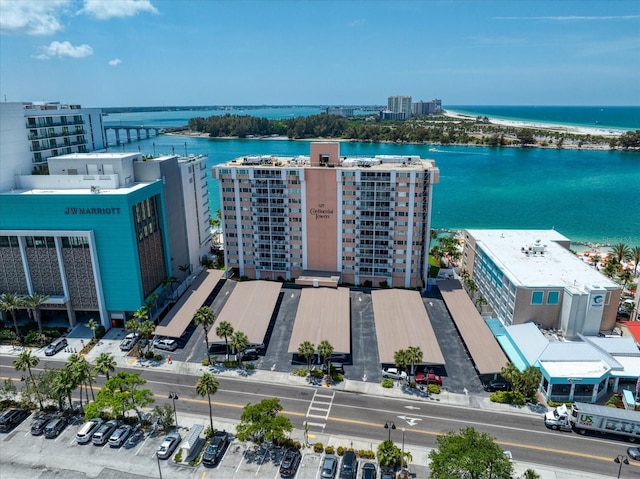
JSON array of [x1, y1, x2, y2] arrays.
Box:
[[0, 0, 639, 108]]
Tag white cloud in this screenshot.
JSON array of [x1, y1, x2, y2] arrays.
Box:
[[36, 40, 93, 60], [108, 58, 122, 66], [348, 19, 365, 27], [79, 0, 158, 20], [0, 0, 71, 35], [493, 15, 640, 22]]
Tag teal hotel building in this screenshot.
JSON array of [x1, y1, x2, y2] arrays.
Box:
[[0, 151, 211, 331]]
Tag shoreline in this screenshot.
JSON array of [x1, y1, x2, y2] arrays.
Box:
[[442, 110, 626, 137]]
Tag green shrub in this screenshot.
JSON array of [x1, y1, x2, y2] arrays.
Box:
[[0, 329, 17, 342], [330, 372, 344, 382], [174, 448, 183, 463], [244, 363, 255, 370], [314, 442, 324, 453], [382, 378, 394, 388], [144, 350, 155, 360], [357, 449, 376, 459], [427, 384, 441, 394], [154, 353, 163, 361], [547, 400, 572, 408], [336, 446, 345, 456], [310, 370, 324, 379], [223, 360, 238, 368], [201, 358, 210, 366], [325, 445, 335, 454], [294, 369, 307, 377], [24, 330, 43, 345], [490, 390, 526, 405], [95, 325, 106, 339]]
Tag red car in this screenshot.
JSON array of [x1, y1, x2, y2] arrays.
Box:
[[415, 373, 442, 386]]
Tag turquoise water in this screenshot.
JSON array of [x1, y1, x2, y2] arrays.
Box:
[[102, 109, 640, 247]]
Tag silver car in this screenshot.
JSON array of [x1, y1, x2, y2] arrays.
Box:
[[108, 424, 133, 448], [157, 432, 181, 459]]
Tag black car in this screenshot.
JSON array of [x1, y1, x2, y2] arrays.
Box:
[[279, 447, 302, 477], [44, 417, 67, 438], [484, 379, 511, 392], [31, 415, 52, 436], [124, 428, 145, 449], [239, 348, 260, 361], [379, 467, 395, 479], [0, 408, 30, 432], [362, 462, 377, 479], [202, 430, 230, 466]]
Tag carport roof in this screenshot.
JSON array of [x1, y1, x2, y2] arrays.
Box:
[[438, 279, 509, 375], [154, 269, 224, 338], [287, 287, 351, 354], [372, 289, 445, 365], [207, 280, 282, 346]]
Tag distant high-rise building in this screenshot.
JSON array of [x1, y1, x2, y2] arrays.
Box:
[[387, 96, 412, 117], [326, 107, 354, 118], [213, 142, 440, 289], [412, 100, 442, 116], [0, 102, 106, 191]]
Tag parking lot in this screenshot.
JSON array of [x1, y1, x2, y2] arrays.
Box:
[[1, 409, 409, 479]]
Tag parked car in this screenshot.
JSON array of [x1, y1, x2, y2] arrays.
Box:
[[31, 415, 53, 436], [109, 424, 133, 448], [362, 462, 377, 479], [239, 348, 260, 361], [321, 454, 338, 479], [157, 432, 181, 459], [381, 368, 407, 380], [415, 373, 442, 386], [339, 450, 358, 479], [0, 408, 30, 432], [628, 446, 640, 461], [315, 353, 348, 364], [43, 417, 66, 438], [154, 338, 178, 351], [279, 447, 302, 477], [484, 379, 511, 392], [76, 418, 103, 444], [202, 430, 230, 466], [120, 333, 139, 351], [323, 362, 345, 374], [92, 420, 119, 446], [44, 337, 67, 356], [124, 428, 145, 449], [379, 467, 395, 479]]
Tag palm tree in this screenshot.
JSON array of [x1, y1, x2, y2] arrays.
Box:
[[405, 346, 423, 379], [589, 254, 602, 269], [68, 354, 96, 403], [230, 331, 249, 360], [66, 354, 86, 408], [23, 293, 49, 337], [86, 318, 99, 341], [522, 469, 541, 479], [216, 321, 234, 359], [13, 349, 42, 409], [394, 349, 410, 375], [137, 320, 156, 355], [195, 372, 219, 433], [94, 352, 117, 380], [631, 246, 640, 277], [52, 368, 76, 411], [298, 341, 315, 372], [0, 292, 23, 337], [317, 340, 334, 368], [193, 306, 215, 363], [611, 243, 632, 265]]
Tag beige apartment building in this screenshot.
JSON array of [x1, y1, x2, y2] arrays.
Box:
[[213, 142, 439, 289]]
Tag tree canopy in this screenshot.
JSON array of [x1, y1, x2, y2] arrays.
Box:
[[235, 398, 292, 444], [428, 427, 513, 479]]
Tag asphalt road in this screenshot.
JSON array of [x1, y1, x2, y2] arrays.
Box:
[[1, 357, 639, 478]]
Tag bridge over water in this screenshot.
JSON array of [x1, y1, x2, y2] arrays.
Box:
[[103, 125, 182, 144]]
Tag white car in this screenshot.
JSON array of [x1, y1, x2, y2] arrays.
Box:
[[120, 333, 139, 351], [381, 368, 407, 380]]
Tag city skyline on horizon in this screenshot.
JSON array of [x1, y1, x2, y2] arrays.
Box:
[[0, 0, 638, 108]]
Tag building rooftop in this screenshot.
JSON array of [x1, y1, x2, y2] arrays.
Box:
[[466, 229, 619, 292], [221, 154, 437, 172], [0, 183, 151, 196]]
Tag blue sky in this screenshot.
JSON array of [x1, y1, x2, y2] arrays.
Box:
[[1, 0, 639, 107]]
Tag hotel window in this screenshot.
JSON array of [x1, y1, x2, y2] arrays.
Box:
[[531, 291, 544, 305], [547, 291, 559, 305]]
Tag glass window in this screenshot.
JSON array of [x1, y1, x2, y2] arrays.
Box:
[[532, 291, 543, 305], [547, 291, 559, 305]]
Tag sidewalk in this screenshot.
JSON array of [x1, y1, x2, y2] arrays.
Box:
[[0, 333, 618, 478]]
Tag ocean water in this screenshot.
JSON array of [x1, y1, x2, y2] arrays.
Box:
[[102, 108, 640, 247]]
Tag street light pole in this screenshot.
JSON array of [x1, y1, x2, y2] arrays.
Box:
[[401, 427, 406, 472], [156, 453, 163, 479], [168, 392, 179, 427], [384, 421, 396, 442], [614, 455, 629, 479]]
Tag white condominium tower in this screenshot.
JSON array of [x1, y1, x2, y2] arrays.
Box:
[[213, 142, 439, 289]]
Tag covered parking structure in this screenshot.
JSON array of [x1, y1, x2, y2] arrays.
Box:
[[438, 279, 509, 377], [154, 269, 224, 338], [372, 289, 445, 366], [287, 287, 351, 354], [207, 280, 282, 347]]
